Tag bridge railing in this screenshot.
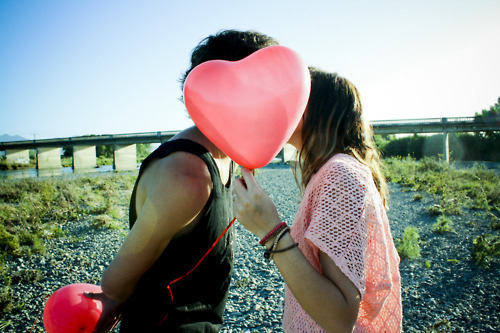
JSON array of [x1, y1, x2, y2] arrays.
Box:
[[370, 117, 477, 125], [371, 116, 500, 135]]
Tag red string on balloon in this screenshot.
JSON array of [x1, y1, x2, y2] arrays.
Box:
[[30, 294, 50, 333], [160, 166, 253, 324], [159, 216, 236, 325]]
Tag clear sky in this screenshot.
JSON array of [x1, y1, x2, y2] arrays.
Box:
[[1, 0, 499, 140]]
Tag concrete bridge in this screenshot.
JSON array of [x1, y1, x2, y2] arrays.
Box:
[[371, 116, 500, 162], [0, 131, 179, 171], [1, 117, 499, 171]]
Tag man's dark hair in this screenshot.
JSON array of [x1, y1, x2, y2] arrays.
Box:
[[179, 29, 279, 97]]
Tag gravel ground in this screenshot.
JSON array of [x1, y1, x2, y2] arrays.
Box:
[[1, 165, 499, 332]]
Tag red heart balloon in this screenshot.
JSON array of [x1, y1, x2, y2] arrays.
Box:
[[184, 45, 310, 169], [43, 283, 103, 333]]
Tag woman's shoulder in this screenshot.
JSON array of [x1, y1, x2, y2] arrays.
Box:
[[316, 153, 370, 180], [302, 154, 373, 198]]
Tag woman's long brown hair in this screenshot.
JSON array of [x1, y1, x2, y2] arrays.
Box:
[[295, 68, 389, 207]]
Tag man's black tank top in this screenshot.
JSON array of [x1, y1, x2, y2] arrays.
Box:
[[120, 139, 234, 332]]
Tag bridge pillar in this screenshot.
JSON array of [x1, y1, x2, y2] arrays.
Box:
[[5, 149, 30, 164], [441, 118, 450, 163], [72, 146, 97, 170], [443, 130, 450, 163], [114, 144, 137, 171], [283, 144, 298, 162], [37, 147, 62, 169]]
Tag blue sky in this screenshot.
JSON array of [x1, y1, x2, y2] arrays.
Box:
[[1, 0, 499, 140]]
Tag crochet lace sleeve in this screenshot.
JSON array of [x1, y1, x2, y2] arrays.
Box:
[[304, 162, 368, 297]]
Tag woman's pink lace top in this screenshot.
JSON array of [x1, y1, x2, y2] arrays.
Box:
[[283, 154, 402, 332]]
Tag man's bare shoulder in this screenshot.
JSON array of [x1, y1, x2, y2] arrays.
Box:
[[139, 151, 212, 204], [157, 151, 210, 184]]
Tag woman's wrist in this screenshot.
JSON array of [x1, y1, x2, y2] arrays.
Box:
[[264, 231, 298, 260]]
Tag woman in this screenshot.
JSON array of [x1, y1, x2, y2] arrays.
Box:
[[233, 68, 402, 332]]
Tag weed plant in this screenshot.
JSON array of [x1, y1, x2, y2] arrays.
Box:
[[0, 158, 35, 171], [97, 156, 113, 166], [432, 215, 455, 234], [0, 286, 12, 313], [412, 193, 424, 201], [61, 157, 72, 168], [385, 156, 499, 266], [396, 226, 421, 260], [486, 212, 500, 230], [423, 318, 453, 332], [384, 157, 499, 213], [0, 319, 12, 331], [0, 173, 135, 257], [472, 234, 500, 268], [91, 214, 123, 230], [0, 173, 134, 317]]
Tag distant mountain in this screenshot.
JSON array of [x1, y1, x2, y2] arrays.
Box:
[[0, 134, 28, 142]]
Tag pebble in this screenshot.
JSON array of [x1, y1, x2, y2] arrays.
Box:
[[1, 165, 498, 332]]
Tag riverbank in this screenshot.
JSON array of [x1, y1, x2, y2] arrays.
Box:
[[0, 165, 498, 332]]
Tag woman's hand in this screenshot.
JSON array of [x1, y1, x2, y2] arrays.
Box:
[[233, 167, 282, 239], [83, 292, 123, 332]]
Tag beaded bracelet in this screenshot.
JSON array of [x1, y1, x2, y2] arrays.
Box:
[[265, 227, 290, 260], [259, 222, 287, 246], [271, 227, 289, 252]]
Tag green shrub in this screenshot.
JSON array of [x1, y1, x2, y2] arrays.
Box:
[[428, 204, 443, 216], [424, 318, 453, 332], [91, 214, 122, 230], [18, 229, 46, 255], [42, 224, 66, 239], [0, 225, 21, 257], [61, 157, 72, 168], [432, 215, 455, 233], [0, 173, 135, 257], [418, 156, 449, 173], [384, 156, 499, 212], [0, 319, 13, 331], [97, 156, 113, 166], [11, 269, 43, 284], [0, 255, 7, 276], [489, 213, 500, 230], [107, 207, 124, 220], [412, 193, 423, 201], [234, 277, 250, 288], [0, 179, 35, 203], [0, 286, 13, 313], [0, 159, 34, 171], [396, 226, 421, 260], [472, 234, 500, 268]]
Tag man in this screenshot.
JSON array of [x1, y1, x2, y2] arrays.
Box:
[[86, 30, 279, 332]]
